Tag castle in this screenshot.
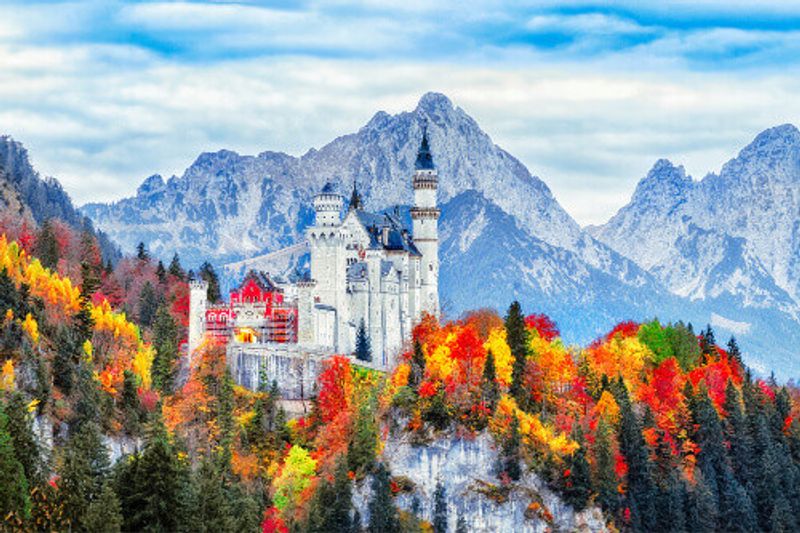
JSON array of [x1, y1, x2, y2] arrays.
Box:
[[188, 129, 440, 394]]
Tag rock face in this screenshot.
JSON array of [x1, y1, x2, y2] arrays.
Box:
[[353, 433, 606, 532], [0, 135, 119, 261]]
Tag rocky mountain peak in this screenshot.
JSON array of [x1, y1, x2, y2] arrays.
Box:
[[630, 158, 692, 207], [136, 174, 165, 196], [415, 91, 454, 115]]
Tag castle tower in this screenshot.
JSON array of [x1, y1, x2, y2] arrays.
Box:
[[312, 182, 344, 226], [410, 126, 440, 317], [188, 279, 208, 356]]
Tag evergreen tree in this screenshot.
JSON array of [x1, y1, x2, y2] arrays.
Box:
[[58, 422, 110, 529], [199, 262, 221, 303], [348, 401, 377, 476], [355, 319, 372, 362], [368, 462, 400, 533], [72, 361, 102, 432], [727, 336, 743, 368], [151, 304, 180, 394], [432, 480, 447, 533], [35, 220, 60, 270], [409, 340, 426, 391], [195, 457, 233, 533], [121, 369, 142, 435], [168, 253, 186, 280], [0, 405, 30, 521], [723, 381, 754, 485], [562, 436, 592, 511], [136, 242, 149, 261], [4, 392, 42, 486], [699, 324, 716, 356], [155, 260, 166, 283], [308, 457, 352, 533], [481, 349, 499, 410], [685, 471, 718, 533], [617, 387, 656, 531], [82, 480, 123, 533], [594, 418, 618, 514], [455, 513, 467, 533], [719, 468, 757, 533], [505, 301, 529, 408], [499, 414, 522, 481], [138, 281, 159, 328]]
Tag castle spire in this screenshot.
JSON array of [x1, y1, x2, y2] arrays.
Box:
[[414, 123, 435, 171], [349, 180, 363, 211]]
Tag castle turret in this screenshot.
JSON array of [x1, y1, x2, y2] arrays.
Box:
[[188, 279, 208, 356], [410, 126, 440, 317], [313, 181, 344, 226]]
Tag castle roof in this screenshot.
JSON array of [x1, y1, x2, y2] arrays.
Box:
[[414, 127, 435, 171], [239, 269, 281, 293], [354, 208, 422, 257]]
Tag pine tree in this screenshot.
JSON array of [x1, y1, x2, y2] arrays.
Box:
[[409, 340, 426, 391], [308, 457, 352, 533], [355, 319, 372, 362], [4, 392, 42, 486], [368, 462, 399, 533], [0, 405, 30, 521], [481, 349, 499, 410], [685, 471, 718, 533], [156, 260, 167, 283], [562, 435, 592, 511], [35, 220, 60, 270], [699, 324, 716, 356], [136, 242, 149, 261], [121, 369, 142, 435], [500, 414, 522, 481], [199, 262, 221, 303], [432, 480, 447, 533], [594, 418, 618, 514], [169, 253, 186, 280], [727, 336, 743, 368], [719, 468, 757, 533], [348, 401, 378, 476], [617, 386, 656, 531], [138, 281, 159, 328], [58, 422, 110, 529], [152, 304, 180, 394], [195, 457, 233, 533], [505, 301, 529, 408], [82, 480, 123, 533]]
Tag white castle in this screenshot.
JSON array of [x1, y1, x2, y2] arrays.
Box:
[[188, 129, 440, 393]]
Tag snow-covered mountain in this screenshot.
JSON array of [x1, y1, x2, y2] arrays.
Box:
[[81, 95, 800, 376]]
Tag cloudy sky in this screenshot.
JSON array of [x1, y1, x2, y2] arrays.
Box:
[[2, 1, 800, 225]]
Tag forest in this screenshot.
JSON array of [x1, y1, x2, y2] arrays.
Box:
[[1, 215, 800, 532]]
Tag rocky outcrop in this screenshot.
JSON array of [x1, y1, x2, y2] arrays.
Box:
[[354, 433, 606, 533]]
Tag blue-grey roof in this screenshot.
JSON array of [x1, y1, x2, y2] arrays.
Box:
[[414, 128, 435, 170], [354, 208, 422, 257], [321, 181, 338, 193]]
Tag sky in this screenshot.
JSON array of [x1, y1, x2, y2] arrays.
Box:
[[2, 1, 800, 225]]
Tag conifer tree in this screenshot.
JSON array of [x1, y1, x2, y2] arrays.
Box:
[[617, 386, 656, 531], [35, 220, 60, 270], [138, 281, 159, 328], [4, 392, 42, 486], [199, 262, 221, 303], [500, 414, 522, 481], [699, 324, 716, 356], [0, 405, 30, 521], [82, 480, 123, 533], [727, 336, 743, 368], [481, 349, 499, 410], [409, 340, 426, 391], [562, 434, 592, 511], [355, 319, 372, 362], [169, 253, 186, 280], [432, 480, 447, 533], [594, 415, 617, 514], [152, 304, 180, 394], [686, 471, 718, 533], [368, 462, 400, 533], [195, 457, 233, 533], [58, 421, 110, 529], [308, 457, 352, 533], [136, 242, 149, 261], [348, 401, 377, 476], [505, 301, 529, 408]]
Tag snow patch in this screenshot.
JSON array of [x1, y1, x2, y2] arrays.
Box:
[[710, 313, 751, 335]]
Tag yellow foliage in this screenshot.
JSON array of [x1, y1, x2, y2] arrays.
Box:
[[594, 391, 621, 425], [237, 410, 256, 428], [484, 327, 513, 386], [83, 339, 93, 362], [392, 363, 410, 389], [1, 359, 14, 391], [5, 309, 13, 321], [26, 399, 40, 413], [21, 313, 39, 344], [584, 335, 649, 389], [493, 395, 578, 457], [426, 332, 457, 381], [133, 344, 154, 390]]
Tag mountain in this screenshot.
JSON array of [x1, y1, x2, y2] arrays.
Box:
[[0, 135, 119, 261], [81, 95, 800, 376], [590, 125, 800, 375]]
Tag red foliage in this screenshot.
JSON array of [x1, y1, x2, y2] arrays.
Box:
[[604, 321, 640, 342], [688, 353, 742, 412], [316, 356, 353, 424], [138, 388, 159, 412], [758, 380, 776, 402], [261, 507, 289, 533], [525, 313, 559, 342], [418, 380, 438, 398]]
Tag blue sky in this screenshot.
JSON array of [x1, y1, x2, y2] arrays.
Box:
[[2, 0, 800, 224]]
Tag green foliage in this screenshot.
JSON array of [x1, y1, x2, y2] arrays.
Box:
[[408, 340, 425, 391], [355, 319, 372, 362], [34, 220, 60, 270], [368, 462, 400, 533], [482, 349, 499, 410], [168, 253, 186, 280], [58, 421, 110, 529], [138, 281, 159, 328], [499, 414, 521, 481], [348, 401, 377, 476], [637, 320, 673, 365], [594, 418, 618, 513], [505, 301, 529, 408], [0, 404, 30, 521], [82, 480, 123, 533], [308, 457, 353, 533], [199, 262, 221, 303], [152, 304, 180, 394], [4, 392, 43, 486], [664, 321, 701, 371]]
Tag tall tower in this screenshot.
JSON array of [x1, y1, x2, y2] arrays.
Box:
[[410, 126, 440, 317], [188, 279, 208, 356]]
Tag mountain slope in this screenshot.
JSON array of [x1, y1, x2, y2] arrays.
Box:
[[0, 135, 119, 261]]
